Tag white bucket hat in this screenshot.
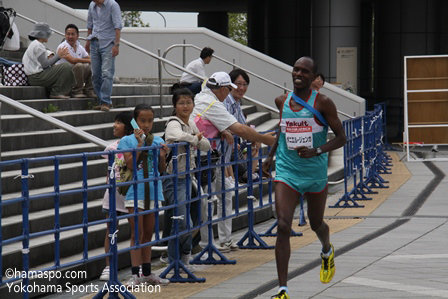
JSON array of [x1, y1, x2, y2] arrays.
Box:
[[28, 22, 53, 39]]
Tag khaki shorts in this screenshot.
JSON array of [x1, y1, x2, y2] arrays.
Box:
[[125, 199, 155, 210]]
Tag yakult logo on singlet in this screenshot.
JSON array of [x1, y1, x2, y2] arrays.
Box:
[[285, 120, 310, 127]]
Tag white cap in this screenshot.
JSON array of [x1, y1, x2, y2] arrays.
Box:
[[208, 71, 237, 89]]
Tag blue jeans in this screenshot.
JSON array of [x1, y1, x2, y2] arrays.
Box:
[[162, 178, 192, 262], [0, 57, 19, 67], [90, 40, 114, 105]]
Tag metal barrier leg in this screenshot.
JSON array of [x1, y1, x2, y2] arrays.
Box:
[[160, 224, 205, 282], [190, 198, 236, 265], [237, 196, 275, 249]]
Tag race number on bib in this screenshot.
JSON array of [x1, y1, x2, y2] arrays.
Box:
[[285, 126, 313, 150]]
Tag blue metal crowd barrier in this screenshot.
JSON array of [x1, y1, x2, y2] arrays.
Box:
[[0, 131, 280, 298], [1, 101, 395, 297], [375, 102, 396, 152], [330, 104, 392, 208]]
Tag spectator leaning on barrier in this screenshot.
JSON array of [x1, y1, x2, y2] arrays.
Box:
[[190, 71, 276, 253], [22, 22, 75, 99], [179, 47, 214, 95], [99, 111, 133, 282], [85, 0, 122, 112], [163, 88, 211, 271], [224, 68, 261, 184], [262, 57, 346, 299], [118, 104, 169, 287], [56, 24, 96, 98]]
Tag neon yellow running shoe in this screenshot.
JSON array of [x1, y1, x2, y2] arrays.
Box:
[[320, 243, 335, 283], [271, 290, 290, 299]]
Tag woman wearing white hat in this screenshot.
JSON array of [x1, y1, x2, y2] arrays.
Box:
[[22, 22, 75, 99]]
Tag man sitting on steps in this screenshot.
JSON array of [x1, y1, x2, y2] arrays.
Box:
[[56, 24, 96, 99]]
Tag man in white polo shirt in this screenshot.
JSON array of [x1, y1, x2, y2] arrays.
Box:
[[56, 24, 96, 98], [191, 71, 276, 253], [179, 47, 214, 95]]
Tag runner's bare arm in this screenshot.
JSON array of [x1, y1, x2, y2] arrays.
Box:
[[262, 95, 286, 177], [315, 94, 346, 154]]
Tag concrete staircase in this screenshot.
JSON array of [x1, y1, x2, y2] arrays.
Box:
[[0, 70, 281, 296]]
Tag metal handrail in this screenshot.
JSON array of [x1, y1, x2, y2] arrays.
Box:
[[163, 43, 354, 119], [0, 95, 109, 147], [163, 43, 289, 93]]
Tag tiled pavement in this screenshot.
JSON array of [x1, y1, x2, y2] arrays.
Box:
[[190, 157, 448, 298]]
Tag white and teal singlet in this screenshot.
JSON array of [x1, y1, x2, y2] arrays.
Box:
[[274, 90, 328, 194]]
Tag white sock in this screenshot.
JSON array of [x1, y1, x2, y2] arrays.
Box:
[[322, 245, 333, 258], [278, 286, 289, 294]]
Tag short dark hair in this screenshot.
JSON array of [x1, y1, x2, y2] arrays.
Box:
[[229, 68, 250, 85], [297, 56, 318, 74], [200, 47, 214, 59], [316, 72, 325, 83], [172, 88, 194, 115], [134, 103, 155, 120], [172, 88, 194, 106], [28, 35, 37, 41], [115, 111, 134, 135], [65, 24, 79, 34]]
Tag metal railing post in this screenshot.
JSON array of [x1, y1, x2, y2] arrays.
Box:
[[21, 159, 31, 299], [183, 39, 186, 67], [158, 48, 163, 119]]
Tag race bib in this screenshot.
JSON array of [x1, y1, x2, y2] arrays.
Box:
[[285, 126, 313, 150]]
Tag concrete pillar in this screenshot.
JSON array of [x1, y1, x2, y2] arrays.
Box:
[[198, 11, 229, 37], [311, 0, 361, 90], [248, 0, 311, 65]]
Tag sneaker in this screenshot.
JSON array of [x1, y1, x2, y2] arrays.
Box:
[[181, 253, 196, 273], [139, 273, 170, 286], [217, 240, 238, 252], [160, 252, 169, 265], [271, 290, 290, 299], [125, 274, 141, 288], [320, 243, 335, 284], [92, 105, 102, 110], [215, 242, 231, 253], [99, 266, 109, 281], [227, 239, 239, 251]]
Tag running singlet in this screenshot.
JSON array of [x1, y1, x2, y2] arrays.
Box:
[[275, 90, 328, 193]]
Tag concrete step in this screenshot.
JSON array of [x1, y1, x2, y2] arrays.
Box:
[[254, 118, 279, 132], [246, 111, 271, 127], [1, 159, 107, 195], [1, 95, 174, 115], [0, 84, 172, 101], [1, 107, 265, 152], [1, 177, 105, 217], [1, 106, 174, 133], [0, 48, 27, 59], [1, 198, 104, 241], [1, 105, 257, 134]]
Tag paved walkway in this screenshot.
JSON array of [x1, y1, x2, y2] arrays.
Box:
[[191, 153, 448, 299], [72, 152, 448, 299]]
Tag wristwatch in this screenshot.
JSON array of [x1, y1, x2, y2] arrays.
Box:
[[316, 147, 323, 156]]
